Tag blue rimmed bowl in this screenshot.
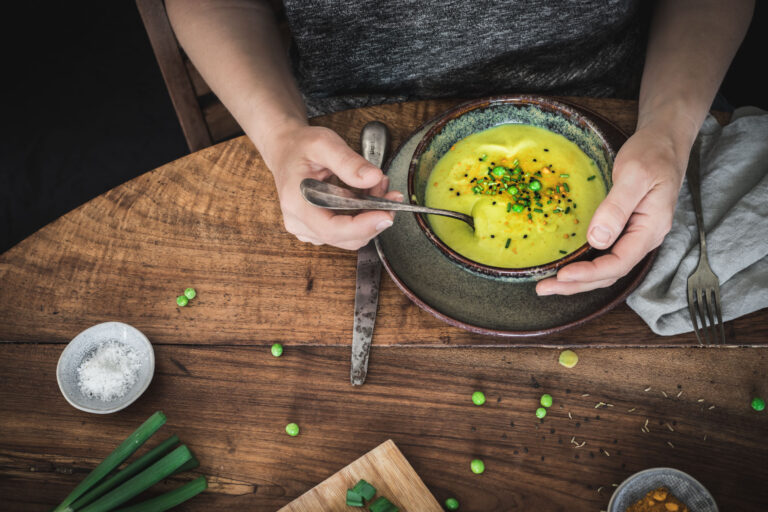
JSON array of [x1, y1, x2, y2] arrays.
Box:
[[407, 95, 617, 281]]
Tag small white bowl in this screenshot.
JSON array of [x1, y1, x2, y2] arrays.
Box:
[[608, 467, 718, 512], [56, 322, 155, 414]]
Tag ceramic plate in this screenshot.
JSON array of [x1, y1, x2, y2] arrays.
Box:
[[375, 98, 655, 337]]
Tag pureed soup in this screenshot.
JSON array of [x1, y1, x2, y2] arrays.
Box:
[[424, 123, 607, 268]]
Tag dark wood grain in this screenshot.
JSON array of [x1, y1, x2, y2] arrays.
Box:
[[1, 344, 766, 511], [0, 99, 760, 347]]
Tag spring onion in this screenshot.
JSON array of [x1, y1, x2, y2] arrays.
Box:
[[369, 496, 399, 512], [346, 489, 364, 507], [112, 476, 207, 512], [79, 445, 192, 512], [352, 479, 376, 501], [53, 411, 167, 512], [70, 435, 180, 509]]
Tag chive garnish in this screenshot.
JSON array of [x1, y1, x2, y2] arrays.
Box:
[[563, 183, 570, 192], [560, 174, 569, 178], [560, 250, 567, 254], [505, 238, 511, 248], [587, 175, 596, 181], [534, 208, 543, 213], [527, 213, 532, 219], [565, 207, 571, 214], [506, 202, 512, 212]]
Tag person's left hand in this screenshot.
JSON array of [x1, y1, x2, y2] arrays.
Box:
[[536, 126, 689, 295]]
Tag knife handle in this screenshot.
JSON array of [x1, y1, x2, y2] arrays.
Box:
[[361, 122, 390, 169]]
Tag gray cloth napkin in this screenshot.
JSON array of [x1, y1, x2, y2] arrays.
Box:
[[627, 106, 768, 335]]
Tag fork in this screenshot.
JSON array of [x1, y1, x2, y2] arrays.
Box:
[[685, 136, 726, 345]]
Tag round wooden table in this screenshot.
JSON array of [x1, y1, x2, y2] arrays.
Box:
[[1, 98, 766, 511]]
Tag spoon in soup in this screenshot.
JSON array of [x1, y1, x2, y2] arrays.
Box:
[[300, 178, 475, 229]]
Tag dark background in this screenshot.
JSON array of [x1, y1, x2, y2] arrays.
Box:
[[1, 2, 765, 254]]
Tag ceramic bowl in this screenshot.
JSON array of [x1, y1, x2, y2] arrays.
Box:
[[56, 321, 155, 414], [608, 467, 718, 512], [407, 95, 617, 281]]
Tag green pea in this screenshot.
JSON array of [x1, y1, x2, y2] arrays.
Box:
[[752, 397, 766, 411], [540, 394, 553, 408], [528, 180, 542, 191], [512, 204, 524, 213], [176, 295, 188, 307], [535, 407, 547, 419], [471, 391, 486, 406], [183, 287, 196, 300], [285, 422, 300, 436], [470, 459, 485, 474], [507, 186, 519, 195], [445, 497, 460, 510], [271, 343, 283, 357], [491, 166, 507, 177]]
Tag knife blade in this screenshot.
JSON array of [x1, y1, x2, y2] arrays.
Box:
[[351, 121, 390, 386]]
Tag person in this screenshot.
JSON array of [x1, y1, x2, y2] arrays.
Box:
[[166, 0, 754, 295]]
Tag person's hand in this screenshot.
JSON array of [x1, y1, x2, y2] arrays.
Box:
[[536, 126, 688, 295], [263, 122, 403, 250]]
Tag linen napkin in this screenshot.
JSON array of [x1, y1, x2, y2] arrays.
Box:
[[627, 106, 768, 335]]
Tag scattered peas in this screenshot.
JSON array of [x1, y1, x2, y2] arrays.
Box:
[[540, 394, 553, 408], [535, 407, 547, 419], [184, 287, 196, 300], [445, 497, 460, 510], [512, 204, 524, 213], [491, 166, 507, 176], [470, 459, 485, 474], [471, 391, 486, 406], [528, 179, 542, 191], [752, 397, 766, 411], [507, 186, 519, 196], [559, 349, 579, 368], [271, 343, 284, 357], [285, 422, 300, 436], [176, 295, 188, 307]]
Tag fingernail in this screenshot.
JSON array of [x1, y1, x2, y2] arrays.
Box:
[[382, 176, 390, 190], [589, 225, 612, 246], [357, 166, 375, 179], [392, 192, 404, 202], [375, 220, 393, 232], [537, 287, 554, 296]]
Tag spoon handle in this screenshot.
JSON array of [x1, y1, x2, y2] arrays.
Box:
[[300, 179, 474, 226]]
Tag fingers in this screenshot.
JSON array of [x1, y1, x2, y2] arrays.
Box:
[[310, 130, 385, 190], [536, 276, 618, 296], [587, 166, 647, 249]]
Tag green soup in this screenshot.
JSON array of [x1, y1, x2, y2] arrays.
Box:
[[424, 124, 607, 268]]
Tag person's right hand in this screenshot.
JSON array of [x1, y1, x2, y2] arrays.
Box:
[[261, 122, 403, 250]]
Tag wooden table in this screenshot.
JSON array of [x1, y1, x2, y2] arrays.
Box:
[[1, 98, 766, 511]]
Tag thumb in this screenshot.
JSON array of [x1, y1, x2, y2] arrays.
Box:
[[312, 133, 384, 189], [587, 176, 645, 249]]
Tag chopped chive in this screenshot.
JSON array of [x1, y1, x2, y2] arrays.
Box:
[[559, 250, 567, 254], [352, 480, 376, 501], [565, 207, 571, 214], [563, 183, 570, 192], [506, 202, 512, 212], [346, 489, 364, 507], [369, 496, 399, 512], [560, 174, 569, 178], [587, 175, 596, 181], [533, 208, 543, 213], [527, 213, 532, 219], [505, 238, 511, 248]]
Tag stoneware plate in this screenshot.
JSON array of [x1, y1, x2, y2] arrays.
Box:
[[56, 321, 155, 414], [375, 97, 655, 336], [608, 467, 718, 512]]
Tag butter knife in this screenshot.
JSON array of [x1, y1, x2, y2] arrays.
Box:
[[351, 121, 390, 386]]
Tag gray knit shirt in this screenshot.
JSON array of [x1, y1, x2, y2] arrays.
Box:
[[282, 0, 649, 117]]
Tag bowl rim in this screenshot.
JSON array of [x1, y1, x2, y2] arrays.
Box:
[[406, 94, 617, 278], [56, 321, 155, 414], [607, 467, 718, 512]]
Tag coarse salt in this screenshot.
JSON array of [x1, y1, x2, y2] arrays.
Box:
[[77, 340, 142, 401]]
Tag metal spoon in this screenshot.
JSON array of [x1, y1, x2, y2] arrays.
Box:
[[300, 178, 474, 228]]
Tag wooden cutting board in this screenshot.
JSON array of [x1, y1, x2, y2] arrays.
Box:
[[278, 440, 442, 512]]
